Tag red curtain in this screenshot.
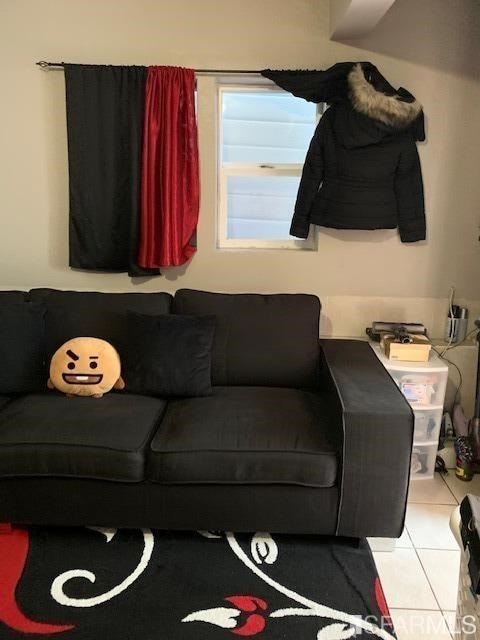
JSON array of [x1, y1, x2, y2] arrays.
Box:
[[138, 67, 199, 268]]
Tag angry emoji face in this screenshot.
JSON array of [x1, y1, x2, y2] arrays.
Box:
[[48, 337, 125, 398]]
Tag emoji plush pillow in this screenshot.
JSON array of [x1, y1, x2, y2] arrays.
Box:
[[47, 337, 125, 398]]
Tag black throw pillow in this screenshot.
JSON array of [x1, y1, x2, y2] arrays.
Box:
[[0, 303, 46, 394], [124, 312, 216, 397]]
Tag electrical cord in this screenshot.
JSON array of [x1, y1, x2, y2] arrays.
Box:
[[438, 327, 478, 354], [430, 344, 463, 412], [428, 326, 478, 412], [438, 286, 456, 357]]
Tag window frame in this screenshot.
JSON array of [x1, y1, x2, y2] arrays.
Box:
[[217, 83, 319, 251]]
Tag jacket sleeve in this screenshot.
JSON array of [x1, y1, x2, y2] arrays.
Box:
[[290, 120, 324, 239], [394, 139, 426, 243]]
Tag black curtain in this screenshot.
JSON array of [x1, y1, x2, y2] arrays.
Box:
[[64, 64, 159, 277]]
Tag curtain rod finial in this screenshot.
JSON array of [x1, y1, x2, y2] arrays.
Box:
[[36, 60, 65, 69]]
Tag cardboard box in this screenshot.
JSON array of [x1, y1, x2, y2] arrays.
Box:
[[380, 334, 432, 362]]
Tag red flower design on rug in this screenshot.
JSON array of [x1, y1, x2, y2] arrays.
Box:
[[374, 577, 392, 629], [225, 596, 268, 636], [0, 527, 74, 634], [0, 527, 396, 639], [182, 595, 268, 636]]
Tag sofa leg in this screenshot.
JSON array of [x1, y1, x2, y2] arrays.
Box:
[[0, 523, 13, 534]]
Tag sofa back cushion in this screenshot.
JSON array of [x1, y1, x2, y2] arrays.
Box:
[[29, 289, 173, 360], [124, 312, 216, 397], [0, 303, 46, 394], [0, 291, 27, 304], [173, 289, 320, 388]]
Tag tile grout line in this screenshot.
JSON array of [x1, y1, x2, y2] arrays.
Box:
[[405, 479, 459, 638], [408, 471, 459, 507], [402, 545, 460, 552], [389, 607, 458, 637], [441, 610, 458, 639], [438, 471, 461, 505], [375, 476, 461, 637], [405, 494, 460, 551], [411, 515, 455, 639], [373, 542, 440, 614], [392, 475, 462, 637], [409, 502, 457, 506], [389, 607, 451, 612], [429, 474, 460, 639]]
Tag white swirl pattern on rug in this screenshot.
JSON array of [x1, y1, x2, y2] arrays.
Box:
[[50, 528, 154, 608], [47, 527, 394, 639], [182, 531, 396, 640]]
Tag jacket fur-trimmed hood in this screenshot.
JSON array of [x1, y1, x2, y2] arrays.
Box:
[[348, 63, 422, 129], [261, 61, 425, 140]]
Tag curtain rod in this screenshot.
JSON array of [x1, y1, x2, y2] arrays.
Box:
[[36, 61, 261, 74]]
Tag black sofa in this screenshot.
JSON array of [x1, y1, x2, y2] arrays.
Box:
[[0, 288, 413, 537]]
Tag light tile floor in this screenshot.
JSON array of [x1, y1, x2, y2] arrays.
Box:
[[369, 472, 474, 639]]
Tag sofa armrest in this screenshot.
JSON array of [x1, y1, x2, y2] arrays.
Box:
[[320, 339, 414, 538]]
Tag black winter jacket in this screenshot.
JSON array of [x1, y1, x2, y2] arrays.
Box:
[[264, 63, 426, 243]]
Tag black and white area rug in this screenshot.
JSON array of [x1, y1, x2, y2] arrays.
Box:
[[0, 526, 396, 639]]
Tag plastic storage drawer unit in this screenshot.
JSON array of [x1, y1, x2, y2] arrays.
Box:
[[370, 343, 448, 480]]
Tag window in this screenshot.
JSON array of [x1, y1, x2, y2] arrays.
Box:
[[217, 85, 320, 250]]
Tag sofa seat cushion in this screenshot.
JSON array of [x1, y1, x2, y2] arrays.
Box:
[[0, 393, 166, 482], [147, 386, 339, 488], [0, 396, 11, 410]]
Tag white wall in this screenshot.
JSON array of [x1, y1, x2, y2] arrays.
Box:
[[1, 0, 479, 348]]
